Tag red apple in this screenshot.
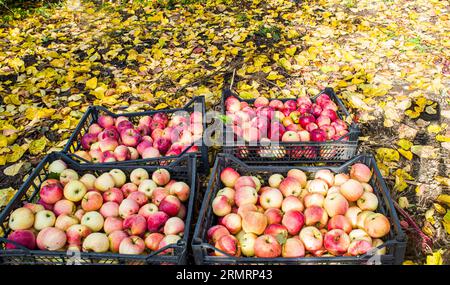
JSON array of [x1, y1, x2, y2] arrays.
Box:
[[145, 232, 164, 251], [81, 133, 98, 150], [264, 208, 283, 225], [139, 115, 153, 127], [121, 179, 139, 196], [99, 138, 118, 152], [123, 214, 147, 236], [315, 94, 331, 107], [89, 149, 103, 163], [269, 99, 284, 110], [6, 230, 36, 250], [334, 173, 350, 186], [298, 114, 315, 128], [311, 104, 323, 117], [357, 192, 378, 211], [340, 179, 364, 202], [254, 96, 269, 107], [221, 213, 242, 234], [101, 151, 116, 163], [297, 96, 312, 106], [287, 169, 307, 188], [310, 129, 327, 142], [138, 203, 158, 219], [113, 145, 131, 161], [225, 96, 241, 113], [169, 181, 190, 202], [347, 239, 373, 256], [304, 206, 328, 229], [107, 230, 127, 253], [303, 193, 325, 208], [305, 122, 319, 132], [316, 115, 331, 127], [36, 227, 66, 251], [282, 237, 305, 258], [242, 211, 267, 235], [103, 188, 124, 204], [264, 224, 288, 245], [282, 210, 305, 235], [118, 198, 139, 219], [364, 213, 390, 238], [279, 177, 302, 197], [66, 224, 92, 245], [119, 236, 145, 255], [297, 103, 312, 115], [159, 195, 181, 217], [153, 137, 171, 155], [259, 188, 283, 209], [152, 169, 171, 186], [321, 109, 338, 121], [81, 191, 103, 212], [128, 191, 148, 206], [215, 234, 240, 256], [281, 196, 304, 212], [53, 199, 76, 216], [235, 186, 258, 207], [88, 123, 103, 136], [328, 215, 352, 233], [324, 229, 350, 256], [98, 127, 119, 141], [40, 180, 64, 204], [153, 113, 169, 126], [324, 193, 349, 217], [299, 226, 323, 252], [212, 195, 231, 216], [314, 169, 335, 187], [121, 179, 139, 198], [116, 120, 134, 134], [306, 179, 328, 196], [254, 235, 281, 258], [284, 100, 297, 112], [207, 225, 230, 243], [103, 216, 123, 234], [147, 211, 169, 232], [98, 115, 114, 129], [350, 163, 372, 183], [269, 122, 285, 141], [151, 187, 169, 206], [99, 202, 119, 218], [220, 167, 240, 187]]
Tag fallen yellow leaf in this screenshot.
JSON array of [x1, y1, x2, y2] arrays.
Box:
[[86, 77, 98, 90]]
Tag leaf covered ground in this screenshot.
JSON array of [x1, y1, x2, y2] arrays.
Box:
[[0, 0, 449, 264]]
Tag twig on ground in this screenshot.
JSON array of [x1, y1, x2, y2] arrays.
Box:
[[230, 68, 236, 90], [394, 201, 433, 253], [0, 1, 14, 14]]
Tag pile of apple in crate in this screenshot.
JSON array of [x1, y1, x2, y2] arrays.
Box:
[[0, 98, 204, 265], [0, 90, 406, 265], [208, 163, 389, 258]]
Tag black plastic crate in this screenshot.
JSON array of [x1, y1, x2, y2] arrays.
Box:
[[63, 96, 209, 173], [192, 153, 406, 265], [221, 88, 360, 164], [0, 153, 198, 265]]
